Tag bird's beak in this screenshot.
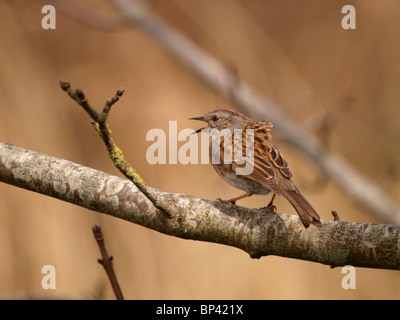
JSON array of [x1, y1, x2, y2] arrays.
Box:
[[189, 116, 207, 134]]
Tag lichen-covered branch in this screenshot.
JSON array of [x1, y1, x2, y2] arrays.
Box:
[[59, 80, 168, 214], [0, 141, 399, 270]]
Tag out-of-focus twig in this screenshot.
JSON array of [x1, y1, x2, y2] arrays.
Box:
[[305, 94, 355, 148], [107, 0, 400, 225], [92, 225, 124, 300], [292, 94, 355, 192]]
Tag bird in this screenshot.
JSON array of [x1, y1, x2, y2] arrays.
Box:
[[190, 108, 321, 228]]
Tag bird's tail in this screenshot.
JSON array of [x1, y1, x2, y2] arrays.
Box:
[[281, 188, 321, 228]]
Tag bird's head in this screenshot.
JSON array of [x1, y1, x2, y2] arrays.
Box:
[[189, 109, 251, 133]]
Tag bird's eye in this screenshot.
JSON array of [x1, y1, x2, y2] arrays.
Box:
[[212, 115, 219, 122]]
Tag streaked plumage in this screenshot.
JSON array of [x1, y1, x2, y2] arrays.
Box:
[[190, 109, 321, 228]]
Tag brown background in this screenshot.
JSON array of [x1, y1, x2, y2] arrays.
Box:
[[0, 0, 399, 299]]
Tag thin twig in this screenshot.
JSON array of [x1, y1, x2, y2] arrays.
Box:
[[92, 224, 124, 300], [60, 80, 168, 215], [331, 210, 340, 221]]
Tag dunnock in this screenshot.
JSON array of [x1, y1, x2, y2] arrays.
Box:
[[190, 109, 321, 228]]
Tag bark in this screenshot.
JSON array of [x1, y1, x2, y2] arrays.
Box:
[[1, 141, 399, 270]]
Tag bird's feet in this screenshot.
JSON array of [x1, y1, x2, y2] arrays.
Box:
[[263, 193, 277, 212], [260, 202, 277, 212], [217, 198, 238, 208]]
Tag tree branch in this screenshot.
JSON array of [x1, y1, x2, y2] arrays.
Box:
[[0, 141, 399, 270], [59, 80, 169, 215], [92, 225, 124, 300]]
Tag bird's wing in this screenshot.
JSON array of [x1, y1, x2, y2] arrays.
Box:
[[231, 125, 292, 193]]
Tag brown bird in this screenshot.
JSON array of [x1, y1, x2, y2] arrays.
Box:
[[190, 109, 321, 228]]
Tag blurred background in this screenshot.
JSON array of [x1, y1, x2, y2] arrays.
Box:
[[0, 0, 399, 299]]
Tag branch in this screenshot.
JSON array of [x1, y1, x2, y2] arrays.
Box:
[[0, 141, 399, 270], [59, 80, 169, 215], [92, 225, 124, 300], [106, 0, 400, 225]]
